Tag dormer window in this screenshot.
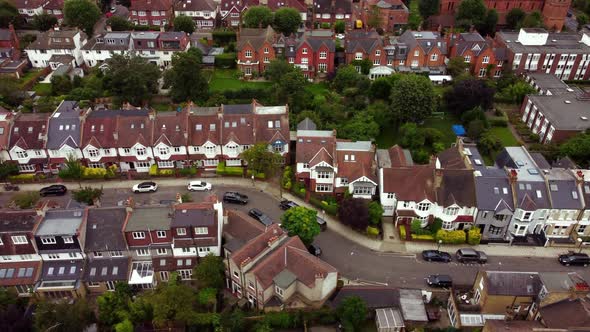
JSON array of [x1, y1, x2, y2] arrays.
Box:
[[41, 237, 56, 244], [417, 203, 430, 211], [27, 127, 33, 133], [63, 236, 73, 243], [177, 228, 186, 235], [136, 147, 146, 156]]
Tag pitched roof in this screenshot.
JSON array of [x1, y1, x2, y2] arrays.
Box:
[[0, 210, 38, 233], [267, 0, 306, 12], [130, 0, 172, 10], [336, 147, 376, 183], [26, 29, 85, 50], [436, 169, 476, 207], [452, 32, 488, 56], [345, 31, 382, 53], [296, 130, 336, 164], [483, 271, 542, 297], [397, 30, 448, 55], [188, 106, 221, 146], [297, 118, 317, 130], [10, 113, 49, 150], [153, 110, 189, 146], [230, 224, 285, 267], [115, 111, 154, 148], [223, 210, 266, 252], [40, 259, 84, 281], [483, 320, 544, 331], [539, 297, 590, 329], [309, 147, 334, 167], [330, 286, 400, 309], [85, 207, 128, 252], [0, 111, 14, 150], [474, 169, 514, 211], [171, 202, 216, 227], [46, 101, 83, 149], [253, 105, 289, 144], [82, 109, 150, 148], [381, 165, 435, 202], [174, 0, 216, 11], [84, 257, 130, 282], [437, 146, 467, 169], [249, 236, 337, 289], [237, 26, 277, 51]]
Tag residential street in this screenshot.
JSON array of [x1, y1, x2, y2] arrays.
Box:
[[3, 180, 589, 289]]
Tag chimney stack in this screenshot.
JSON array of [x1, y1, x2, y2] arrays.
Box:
[[125, 197, 135, 213]]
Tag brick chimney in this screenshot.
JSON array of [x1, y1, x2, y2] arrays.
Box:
[[575, 170, 585, 186], [176, 193, 183, 204], [509, 169, 518, 184], [125, 196, 135, 213]]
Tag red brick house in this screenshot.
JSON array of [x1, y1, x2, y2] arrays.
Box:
[[292, 31, 336, 79], [393, 30, 447, 73], [44, 0, 64, 24], [220, 0, 259, 27], [449, 32, 502, 78], [313, 0, 353, 27], [0, 24, 21, 60], [129, 0, 173, 26], [237, 27, 278, 77], [362, 0, 409, 32], [345, 30, 387, 66]]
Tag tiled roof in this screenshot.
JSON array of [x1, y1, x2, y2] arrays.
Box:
[[46, 100, 83, 149], [237, 26, 277, 51], [0, 210, 38, 233], [85, 207, 128, 252], [309, 147, 334, 167], [436, 169, 476, 207], [223, 210, 265, 252], [336, 149, 376, 183], [153, 110, 189, 147], [437, 146, 467, 169], [9, 113, 50, 150], [26, 29, 84, 50], [115, 111, 153, 148], [0, 111, 14, 150], [381, 165, 435, 202], [189, 112, 220, 146], [175, 0, 216, 11], [483, 271, 542, 297], [40, 259, 84, 281], [84, 258, 129, 282], [231, 224, 285, 267], [130, 0, 172, 10], [539, 297, 590, 329], [267, 0, 306, 12]]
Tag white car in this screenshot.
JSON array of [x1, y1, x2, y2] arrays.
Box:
[[132, 181, 158, 193], [336, 33, 345, 40], [187, 181, 212, 191]]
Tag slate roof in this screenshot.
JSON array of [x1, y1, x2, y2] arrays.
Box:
[[171, 203, 216, 227], [130, 0, 172, 11], [0, 210, 38, 233], [497, 30, 590, 55], [530, 152, 551, 170], [84, 258, 129, 282], [436, 169, 476, 207], [474, 169, 514, 211], [452, 32, 488, 56], [397, 30, 448, 55], [483, 271, 542, 297], [545, 168, 584, 210], [40, 260, 84, 281], [85, 207, 128, 252], [27, 29, 84, 50], [297, 118, 317, 131], [539, 297, 590, 329], [553, 156, 578, 169], [237, 27, 277, 51], [153, 110, 189, 147], [125, 206, 171, 232], [330, 286, 400, 309], [0, 260, 41, 287], [46, 101, 82, 149], [345, 31, 382, 53], [10, 113, 49, 150], [188, 109, 220, 146], [223, 210, 265, 252]]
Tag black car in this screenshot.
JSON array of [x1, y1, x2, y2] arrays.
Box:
[[308, 243, 322, 257], [223, 192, 249, 205], [317, 216, 327, 231], [426, 274, 453, 288], [456, 248, 488, 264], [559, 252, 590, 266], [422, 250, 452, 262], [279, 199, 299, 210], [248, 208, 273, 226], [39, 185, 67, 197]]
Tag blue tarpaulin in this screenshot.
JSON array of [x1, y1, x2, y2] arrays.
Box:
[[452, 125, 466, 136]]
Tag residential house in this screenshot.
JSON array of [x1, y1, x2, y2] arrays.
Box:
[[293, 30, 336, 79], [252, 104, 290, 161], [473, 168, 515, 241], [334, 141, 377, 199], [448, 271, 542, 328], [220, 0, 258, 27], [129, 0, 173, 26], [82, 32, 133, 68], [13, 0, 48, 22], [313, 0, 353, 26], [0, 111, 15, 162], [435, 168, 477, 231], [8, 113, 50, 174], [537, 296, 590, 330], [83, 207, 130, 293], [123, 203, 172, 288], [187, 106, 222, 168], [44, 0, 64, 23], [543, 168, 584, 246], [115, 108, 155, 173], [224, 222, 338, 310], [266, 0, 308, 22], [132, 31, 190, 68], [46, 101, 87, 173], [174, 0, 217, 29], [0, 24, 21, 61], [496, 147, 551, 244], [168, 200, 223, 281], [362, 0, 409, 32], [392, 30, 447, 74], [448, 32, 501, 78], [536, 272, 590, 310], [376, 145, 413, 217], [34, 209, 87, 299], [152, 110, 189, 170], [237, 27, 278, 77], [26, 28, 87, 68], [80, 109, 122, 169], [495, 29, 590, 81], [0, 210, 42, 297], [345, 30, 387, 67], [574, 170, 590, 240]]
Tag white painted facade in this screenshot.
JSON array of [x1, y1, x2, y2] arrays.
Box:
[[27, 31, 87, 68], [118, 143, 155, 172], [9, 146, 47, 172], [81, 145, 118, 163]]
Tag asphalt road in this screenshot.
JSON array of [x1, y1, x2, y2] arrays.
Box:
[[3, 184, 589, 289]]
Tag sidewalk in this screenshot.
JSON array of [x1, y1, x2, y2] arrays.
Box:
[[404, 241, 571, 258]]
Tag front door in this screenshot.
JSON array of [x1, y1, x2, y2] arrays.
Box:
[[129, 162, 135, 170]]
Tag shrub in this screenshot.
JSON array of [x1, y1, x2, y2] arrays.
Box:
[[411, 219, 433, 235], [149, 164, 159, 176], [309, 196, 338, 216], [8, 174, 36, 183], [264, 311, 301, 329], [366, 226, 380, 236], [435, 230, 466, 244], [292, 181, 306, 199], [411, 234, 435, 241], [489, 118, 508, 127], [159, 169, 174, 176], [368, 201, 384, 226], [105, 164, 118, 178], [399, 226, 406, 239], [212, 30, 237, 45], [468, 227, 482, 245], [431, 218, 443, 234], [214, 53, 237, 69], [320, 22, 331, 29], [11, 192, 40, 209], [72, 186, 103, 205], [82, 166, 107, 179], [282, 166, 292, 190], [179, 167, 197, 177], [181, 193, 193, 202], [246, 169, 265, 179]]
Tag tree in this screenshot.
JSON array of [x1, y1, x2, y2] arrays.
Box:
[[97, 284, 133, 327], [273, 8, 301, 35], [219, 309, 244, 332], [447, 56, 470, 77], [265, 59, 296, 83], [174, 15, 196, 34], [72, 186, 103, 205], [506, 8, 526, 29], [280, 206, 321, 246], [0, 77, 23, 106], [467, 119, 485, 140], [369, 77, 394, 101], [164, 47, 208, 103], [103, 54, 161, 105], [333, 65, 362, 93], [58, 155, 84, 186], [50, 75, 73, 95], [498, 80, 536, 104], [146, 274, 196, 328], [419, 0, 440, 19], [339, 113, 380, 141], [243, 6, 273, 28], [193, 254, 225, 290], [0, 0, 18, 28], [0, 161, 18, 181], [455, 0, 487, 29], [241, 142, 283, 176], [522, 11, 543, 28], [338, 198, 370, 231], [107, 15, 132, 31], [577, 13, 589, 30], [334, 20, 345, 33], [368, 201, 384, 226], [32, 12, 58, 31], [367, 6, 382, 29], [390, 74, 437, 123], [478, 9, 498, 37], [64, 0, 101, 36], [444, 79, 495, 115], [477, 131, 502, 156], [34, 299, 95, 332], [399, 123, 425, 149], [276, 70, 310, 114], [560, 133, 590, 167], [337, 296, 368, 332]]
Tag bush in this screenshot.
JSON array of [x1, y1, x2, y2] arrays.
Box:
[[468, 227, 482, 245], [72, 186, 103, 205], [309, 195, 338, 216], [435, 230, 467, 244], [320, 22, 331, 29], [489, 118, 508, 127], [264, 311, 301, 329], [216, 162, 243, 176], [366, 226, 380, 236], [411, 234, 435, 241], [246, 169, 265, 179], [399, 226, 406, 239], [179, 167, 197, 177], [292, 181, 306, 199], [212, 30, 237, 45], [8, 174, 36, 183], [411, 219, 430, 235], [149, 164, 158, 176], [82, 166, 107, 179], [215, 53, 236, 69], [282, 166, 292, 190], [11, 192, 40, 209], [368, 201, 384, 226]]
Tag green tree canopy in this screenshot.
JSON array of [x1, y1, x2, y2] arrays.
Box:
[[273, 8, 301, 35], [280, 206, 320, 246], [58, 155, 84, 186], [455, 0, 487, 29], [241, 142, 283, 176], [419, 0, 440, 19], [522, 11, 544, 28], [243, 6, 273, 28], [34, 299, 95, 332], [337, 296, 368, 332], [478, 9, 498, 37], [577, 13, 589, 30], [333, 65, 362, 93], [447, 56, 470, 77], [64, 0, 101, 36], [338, 113, 380, 141], [265, 59, 296, 83], [275, 70, 310, 113], [0, 161, 18, 181], [145, 274, 197, 327], [50, 75, 73, 96], [164, 47, 208, 103], [506, 8, 526, 29], [390, 74, 437, 123], [367, 6, 382, 29], [368, 201, 384, 226], [72, 186, 103, 205], [560, 133, 590, 167], [32, 12, 58, 31], [107, 16, 132, 31], [193, 254, 226, 290], [103, 54, 161, 105], [0, 0, 18, 28], [399, 123, 425, 149], [174, 15, 196, 34]]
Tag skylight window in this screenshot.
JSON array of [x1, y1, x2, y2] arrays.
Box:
[[536, 190, 542, 198]]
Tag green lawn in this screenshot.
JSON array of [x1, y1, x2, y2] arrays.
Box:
[[209, 69, 272, 92], [375, 114, 460, 149], [151, 103, 172, 112], [489, 126, 520, 146], [305, 82, 330, 96]]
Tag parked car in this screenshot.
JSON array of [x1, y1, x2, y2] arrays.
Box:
[[426, 274, 453, 288], [559, 252, 590, 266], [456, 248, 487, 264], [187, 181, 212, 191], [223, 192, 248, 204], [308, 243, 322, 257], [279, 199, 299, 210], [248, 208, 272, 226], [317, 215, 327, 231], [422, 250, 452, 263], [132, 181, 158, 193], [39, 185, 67, 197]]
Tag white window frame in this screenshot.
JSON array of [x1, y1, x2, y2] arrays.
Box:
[[41, 237, 56, 244], [195, 227, 208, 235], [136, 249, 150, 256], [275, 285, 284, 297], [157, 248, 168, 255], [11, 235, 28, 245], [156, 230, 166, 238], [177, 228, 187, 235], [132, 231, 145, 239], [63, 236, 73, 244]]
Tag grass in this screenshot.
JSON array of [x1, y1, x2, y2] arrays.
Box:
[[33, 83, 51, 96], [375, 122, 399, 149], [209, 69, 272, 92], [305, 82, 330, 96], [375, 114, 460, 149], [151, 103, 172, 112], [489, 126, 520, 146]]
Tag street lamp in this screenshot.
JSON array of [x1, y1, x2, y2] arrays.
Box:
[[578, 237, 584, 253], [437, 239, 442, 251]]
